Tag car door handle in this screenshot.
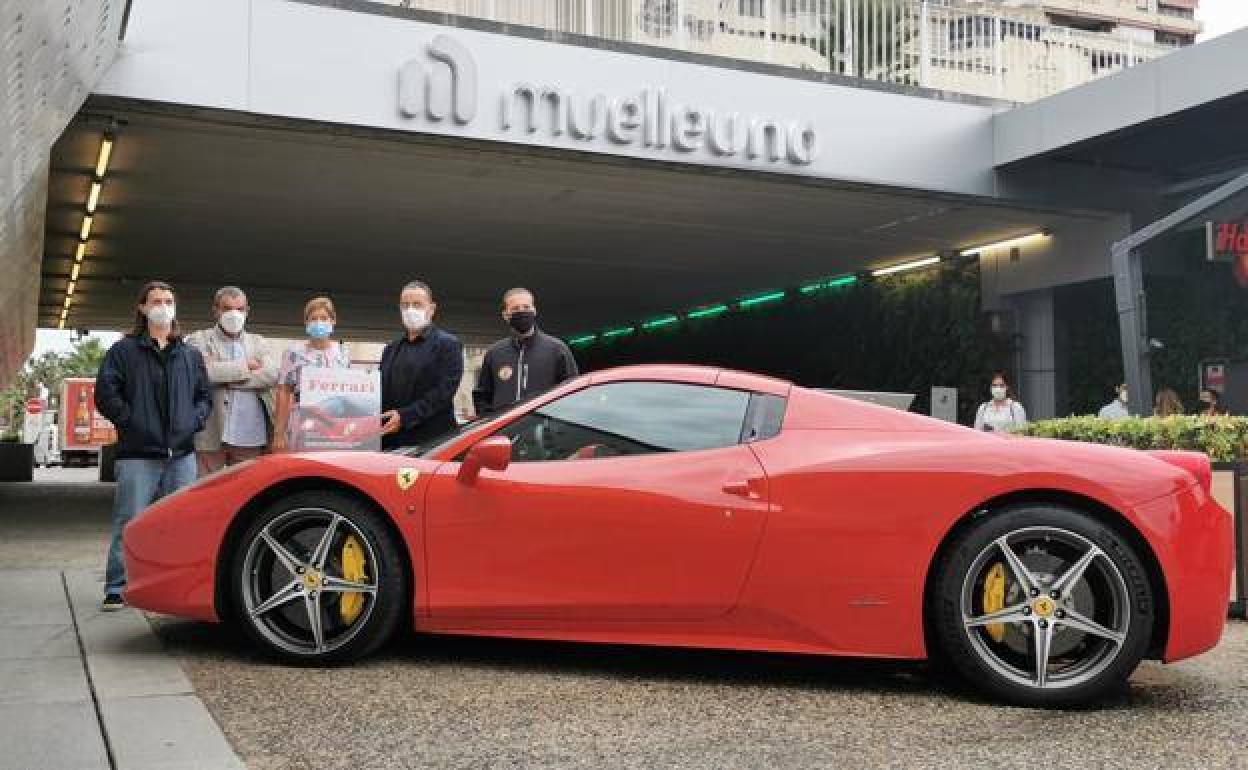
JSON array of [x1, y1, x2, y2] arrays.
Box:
[[722, 478, 762, 499]]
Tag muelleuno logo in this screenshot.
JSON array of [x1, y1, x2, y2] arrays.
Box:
[[397, 35, 478, 124], [397, 35, 817, 166]]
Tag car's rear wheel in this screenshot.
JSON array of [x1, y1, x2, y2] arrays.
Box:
[[929, 505, 1154, 707], [230, 490, 407, 663]]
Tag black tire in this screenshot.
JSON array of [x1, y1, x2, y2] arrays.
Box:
[[928, 505, 1154, 707], [230, 490, 407, 664]]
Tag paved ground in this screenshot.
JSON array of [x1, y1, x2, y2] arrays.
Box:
[[152, 618, 1248, 770], [0, 470, 242, 770], [7, 469, 1248, 769], [2, 467, 112, 569], [0, 569, 243, 770]]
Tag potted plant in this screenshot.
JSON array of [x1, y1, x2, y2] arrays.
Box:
[[0, 429, 34, 482]]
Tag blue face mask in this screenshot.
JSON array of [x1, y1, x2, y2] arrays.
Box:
[[306, 320, 333, 339]]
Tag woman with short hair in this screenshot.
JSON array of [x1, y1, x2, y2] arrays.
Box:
[[271, 296, 352, 451]]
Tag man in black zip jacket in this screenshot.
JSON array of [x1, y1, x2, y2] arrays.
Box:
[[94, 281, 211, 611], [472, 288, 578, 416]]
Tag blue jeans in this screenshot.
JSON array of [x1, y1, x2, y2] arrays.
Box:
[[105, 454, 198, 595]]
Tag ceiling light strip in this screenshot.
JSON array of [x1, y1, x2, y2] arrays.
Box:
[[871, 256, 941, 277], [958, 231, 1049, 256], [62, 132, 114, 329]]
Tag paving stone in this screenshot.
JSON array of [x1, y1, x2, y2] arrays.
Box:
[[0, 701, 109, 770], [0, 656, 91, 705], [0, 622, 81, 659], [100, 694, 245, 770], [88, 652, 194, 699], [0, 569, 72, 626]]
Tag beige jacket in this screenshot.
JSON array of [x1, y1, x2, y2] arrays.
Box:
[[185, 326, 278, 451]]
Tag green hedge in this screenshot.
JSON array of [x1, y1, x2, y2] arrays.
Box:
[[1017, 416, 1248, 463]]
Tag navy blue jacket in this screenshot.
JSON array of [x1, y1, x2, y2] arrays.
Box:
[[95, 333, 212, 460], [380, 326, 464, 449]]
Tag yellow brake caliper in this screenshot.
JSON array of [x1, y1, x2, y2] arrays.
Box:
[[339, 535, 369, 625], [983, 562, 1007, 643]]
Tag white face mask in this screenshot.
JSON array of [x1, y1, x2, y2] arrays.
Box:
[[145, 304, 176, 327], [219, 309, 246, 335], [401, 306, 429, 331], [990, 386, 1007, 401], [1119, 390, 1129, 404]]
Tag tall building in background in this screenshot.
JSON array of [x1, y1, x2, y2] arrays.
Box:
[[1037, 0, 1200, 47], [389, 0, 1202, 102]]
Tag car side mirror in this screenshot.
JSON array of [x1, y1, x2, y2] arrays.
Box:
[[458, 436, 512, 484]]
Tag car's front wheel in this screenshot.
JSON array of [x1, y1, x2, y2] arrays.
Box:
[[929, 505, 1155, 707], [230, 490, 407, 663]]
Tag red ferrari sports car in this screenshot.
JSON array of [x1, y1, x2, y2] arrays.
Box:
[[123, 365, 1233, 706]]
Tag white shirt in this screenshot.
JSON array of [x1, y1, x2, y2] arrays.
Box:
[[974, 399, 1027, 433], [1098, 400, 1130, 420], [220, 335, 268, 448]]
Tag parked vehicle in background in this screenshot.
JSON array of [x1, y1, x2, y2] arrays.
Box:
[[60, 378, 116, 467]]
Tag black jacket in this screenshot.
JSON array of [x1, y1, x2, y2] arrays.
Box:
[[380, 326, 464, 449], [95, 333, 212, 460], [472, 329, 578, 415]]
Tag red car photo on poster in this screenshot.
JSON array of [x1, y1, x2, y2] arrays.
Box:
[[290, 397, 386, 451], [293, 367, 383, 451], [122, 365, 1233, 707]]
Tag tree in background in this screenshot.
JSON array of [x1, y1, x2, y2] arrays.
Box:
[[0, 337, 108, 433]]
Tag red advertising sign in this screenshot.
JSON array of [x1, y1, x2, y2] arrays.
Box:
[[1202, 362, 1226, 394], [61, 378, 117, 450], [1207, 221, 1248, 287]]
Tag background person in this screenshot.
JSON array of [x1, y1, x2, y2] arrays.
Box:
[[1098, 383, 1131, 420], [186, 287, 277, 475], [1197, 388, 1227, 417], [973, 372, 1027, 433], [1153, 387, 1184, 418], [272, 296, 352, 451], [472, 287, 578, 416], [379, 281, 464, 449], [94, 281, 211, 610]]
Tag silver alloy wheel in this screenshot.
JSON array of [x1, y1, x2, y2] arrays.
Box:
[[960, 526, 1131, 690], [240, 507, 379, 656]]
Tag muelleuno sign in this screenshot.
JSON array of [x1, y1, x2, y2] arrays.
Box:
[[397, 35, 817, 166]]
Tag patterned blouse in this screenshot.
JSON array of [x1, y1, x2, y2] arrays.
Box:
[[277, 340, 352, 402]]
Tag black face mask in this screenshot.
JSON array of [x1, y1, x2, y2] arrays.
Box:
[[508, 310, 536, 334]]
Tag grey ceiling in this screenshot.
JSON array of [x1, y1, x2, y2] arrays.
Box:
[[41, 99, 1110, 343]]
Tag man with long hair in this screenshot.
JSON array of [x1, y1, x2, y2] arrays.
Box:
[[94, 281, 211, 610]]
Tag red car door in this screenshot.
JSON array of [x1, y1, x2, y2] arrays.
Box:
[[423, 381, 772, 622]]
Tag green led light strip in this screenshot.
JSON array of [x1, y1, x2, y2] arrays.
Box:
[[568, 272, 860, 347], [642, 315, 680, 330], [737, 290, 786, 308], [799, 274, 858, 294], [688, 304, 729, 319]]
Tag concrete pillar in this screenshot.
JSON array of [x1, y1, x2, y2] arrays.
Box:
[[0, 163, 48, 390], [1008, 288, 1063, 420]]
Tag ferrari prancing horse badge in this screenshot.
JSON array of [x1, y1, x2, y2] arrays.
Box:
[[396, 467, 419, 491]]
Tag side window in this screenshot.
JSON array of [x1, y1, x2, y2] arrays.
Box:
[[497, 381, 751, 462], [740, 393, 786, 443]]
